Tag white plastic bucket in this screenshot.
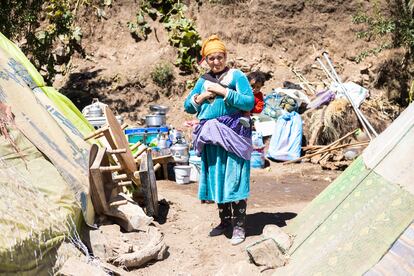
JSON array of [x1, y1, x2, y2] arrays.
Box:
[[175, 175, 190, 184], [189, 163, 201, 182], [174, 165, 191, 184]]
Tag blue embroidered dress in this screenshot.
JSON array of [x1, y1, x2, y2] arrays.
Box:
[[184, 69, 254, 203]]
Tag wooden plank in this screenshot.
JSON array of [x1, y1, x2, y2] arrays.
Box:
[[113, 173, 127, 181], [89, 145, 109, 214], [104, 106, 137, 174], [84, 124, 108, 141], [130, 141, 142, 151], [117, 181, 133, 186], [139, 150, 159, 217], [99, 165, 122, 172], [133, 145, 148, 160], [107, 148, 127, 154]]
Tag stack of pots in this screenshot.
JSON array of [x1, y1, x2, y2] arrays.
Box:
[[145, 105, 169, 127]]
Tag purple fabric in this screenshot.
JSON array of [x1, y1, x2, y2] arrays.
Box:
[[214, 112, 252, 138], [307, 90, 336, 109], [192, 113, 253, 160]]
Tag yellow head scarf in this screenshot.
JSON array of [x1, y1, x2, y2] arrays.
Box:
[[200, 35, 226, 59]]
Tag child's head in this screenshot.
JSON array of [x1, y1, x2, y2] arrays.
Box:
[[247, 71, 266, 94]]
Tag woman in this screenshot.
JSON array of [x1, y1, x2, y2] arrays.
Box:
[[184, 35, 254, 245]]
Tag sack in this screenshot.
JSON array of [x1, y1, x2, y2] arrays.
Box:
[[266, 111, 302, 161], [330, 81, 369, 107], [307, 90, 336, 110], [263, 93, 286, 120]]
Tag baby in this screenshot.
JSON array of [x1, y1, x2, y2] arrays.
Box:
[[239, 71, 266, 127]]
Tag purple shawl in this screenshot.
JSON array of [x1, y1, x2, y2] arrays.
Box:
[[192, 112, 253, 160]]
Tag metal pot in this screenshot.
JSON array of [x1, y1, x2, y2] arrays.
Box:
[[149, 104, 169, 115], [170, 143, 189, 163], [145, 114, 166, 127], [88, 104, 103, 117]]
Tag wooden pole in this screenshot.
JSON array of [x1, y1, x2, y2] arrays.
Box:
[[283, 141, 369, 165]]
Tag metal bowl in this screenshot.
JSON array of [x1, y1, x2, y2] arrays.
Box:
[[149, 104, 169, 114], [145, 114, 166, 127]]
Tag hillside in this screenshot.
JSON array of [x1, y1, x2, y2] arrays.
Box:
[[54, 0, 409, 129]]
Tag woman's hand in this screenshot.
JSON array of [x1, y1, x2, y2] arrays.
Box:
[[194, 91, 215, 104], [207, 84, 228, 97]]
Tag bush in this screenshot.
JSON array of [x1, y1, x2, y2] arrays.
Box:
[[0, 0, 83, 84], [137, 0, 202, 73], [151, 62, 174, 88], [352, 0, 414, 62]]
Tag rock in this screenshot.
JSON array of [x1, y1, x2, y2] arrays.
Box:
[[89, 224, 122, 260], [58, 257, 108, 276], [246, 239, 288, 269], [262, 225, 293, 253], [53, 242, 85, 271]]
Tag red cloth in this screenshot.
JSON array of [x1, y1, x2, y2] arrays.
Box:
[[251, 92, 264, 113]]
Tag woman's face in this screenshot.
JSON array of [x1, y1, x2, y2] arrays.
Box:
[[206, 52, 226, 73]]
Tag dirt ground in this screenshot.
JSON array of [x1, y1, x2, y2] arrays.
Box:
[[134, 161, 340, 275]]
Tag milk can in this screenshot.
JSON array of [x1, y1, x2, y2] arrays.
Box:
[[170, 142, 189, 164]]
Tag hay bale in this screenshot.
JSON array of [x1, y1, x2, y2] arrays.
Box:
[[303, 99, 359, 145]]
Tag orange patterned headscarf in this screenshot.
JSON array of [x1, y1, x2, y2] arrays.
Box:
[[200, 35, 227, 60]]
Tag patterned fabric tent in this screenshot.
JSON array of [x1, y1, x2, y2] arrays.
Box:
[[274, 103, 414, 275], [0, 33, 95, 274]]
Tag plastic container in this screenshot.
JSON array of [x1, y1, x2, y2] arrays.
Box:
[[251, 151, 265, 169], [173, 165, 191, 184], [175, 176, 190, 184], [125, 126, 169, 145], [189, 155, 202, 182], [252, 131, 265, 149]]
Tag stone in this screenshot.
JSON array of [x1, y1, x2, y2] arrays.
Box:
[[89, 224, 122, 260], [262, 225, 293, 253], [246, 239, 288, 269], [58, 257, 107, 276]]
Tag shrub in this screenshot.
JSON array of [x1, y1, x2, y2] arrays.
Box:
[[151, 62, 174, 87], [352, 0, 414, 62]]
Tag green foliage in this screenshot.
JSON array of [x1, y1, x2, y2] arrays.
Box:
[[352, 0, 414, 62], [0, 0, 83, 84], [127, 10, 151, 40], [163, 14, 201, 72], [151, 62, 174, 87], [133, 0, 202, 73], [354, 43, 391, 63]]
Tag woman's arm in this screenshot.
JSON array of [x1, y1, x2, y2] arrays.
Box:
[[224, 70, 254, 111], [184, 78, 205, 114]]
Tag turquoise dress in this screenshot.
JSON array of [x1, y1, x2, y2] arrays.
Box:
[[184, 69, 254, 203]]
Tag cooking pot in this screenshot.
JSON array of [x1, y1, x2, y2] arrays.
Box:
[[170, 143, 189, 163], [149, 104, 169, 115], [145, 114, 166, 127], [88, 104, 103, 117]]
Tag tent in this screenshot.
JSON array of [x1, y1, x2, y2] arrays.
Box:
[[274, 103, 414, 275], [0, 33, 95, 274]]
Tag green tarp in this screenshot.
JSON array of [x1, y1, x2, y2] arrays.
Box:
[[274, 104, 414, 275], [0, 33, 95, 274]]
